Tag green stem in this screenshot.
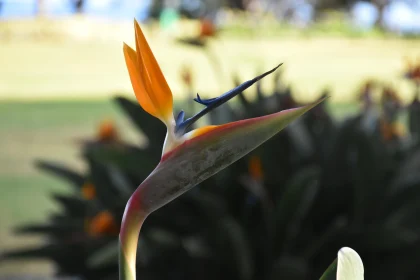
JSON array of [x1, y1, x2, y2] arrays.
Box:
[[119, 191, 148, 280]]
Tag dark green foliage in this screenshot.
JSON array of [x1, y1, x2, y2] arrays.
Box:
[[408, 85, 420, 145], [319, 258, 337, 280], [3, 73, 420, 280]]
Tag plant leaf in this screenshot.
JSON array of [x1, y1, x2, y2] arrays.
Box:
[[319, 258, 337, 280], [35, 160, 85, 188]]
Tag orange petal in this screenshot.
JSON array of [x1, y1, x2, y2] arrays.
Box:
[[133, 20, 173, 123], [187, 125, 219, 139], [248, 155, 264, 180], [123, 43, 159, 119], [97, 119, 119, 142], [87, 211, 119, 237], [81, 182, 96, 200]]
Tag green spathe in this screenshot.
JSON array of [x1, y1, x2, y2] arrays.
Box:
[[131, 99, 325, 214]]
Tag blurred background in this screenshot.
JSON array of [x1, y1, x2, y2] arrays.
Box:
[[1, 0, 420, 279]]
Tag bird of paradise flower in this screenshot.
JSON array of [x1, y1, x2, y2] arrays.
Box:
[[118, 20, 362, 280]]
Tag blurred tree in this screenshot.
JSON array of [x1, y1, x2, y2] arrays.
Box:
[[371, 0, 389, 29], [150, 0, 164, 18], [225, 0, 248, 9], [73, 0, 84, 13]]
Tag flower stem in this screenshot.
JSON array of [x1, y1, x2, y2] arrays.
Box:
[[119, 191, 148, 280]]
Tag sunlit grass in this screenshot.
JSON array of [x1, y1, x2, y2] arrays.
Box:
[[0, 17, 419, 103]]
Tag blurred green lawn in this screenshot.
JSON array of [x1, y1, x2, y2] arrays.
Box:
[[0, 100, 113, 274], [1, 22, 420, 103]]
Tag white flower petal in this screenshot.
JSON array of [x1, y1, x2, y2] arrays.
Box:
[[337, 247, 364, 280]]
